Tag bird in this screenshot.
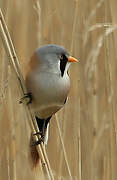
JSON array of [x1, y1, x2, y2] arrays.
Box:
[[22, 44, 79, 145]]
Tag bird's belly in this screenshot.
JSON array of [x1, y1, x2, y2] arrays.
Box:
[[32, 85, 69, 118], [31, 91, 66, 118], [26, 72, 70, 118], [33, 103, 63, 118]]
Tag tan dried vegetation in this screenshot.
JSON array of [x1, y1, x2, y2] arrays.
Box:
[[0, 0, 117, 179]]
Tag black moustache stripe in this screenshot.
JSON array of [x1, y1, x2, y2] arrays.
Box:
[[60, 55, 68, 77]]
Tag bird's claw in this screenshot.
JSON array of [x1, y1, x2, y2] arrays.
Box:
[[19, 92, 32, 105], [31, 137, 44, 146], [32, 131, 44, 145], [33, 131, 43, 136]]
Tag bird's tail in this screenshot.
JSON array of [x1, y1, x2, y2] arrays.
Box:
[[35, 116, 51, 145], [44, 123, 50, 145]]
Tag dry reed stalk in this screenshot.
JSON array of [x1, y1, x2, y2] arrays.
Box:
[[6, 147, 10, 180], [0, 8, 54, 180], [70, 0, 78, 55], [83, 0, 104, 46], [70, 1, 81, 179], [55, 114, 72, 178], [34, 0, 42, 46]]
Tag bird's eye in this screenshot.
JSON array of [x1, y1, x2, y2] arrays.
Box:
[[59, 55, 64, 60]]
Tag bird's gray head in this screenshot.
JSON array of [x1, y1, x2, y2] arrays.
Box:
[[35, 44, 78, 77]]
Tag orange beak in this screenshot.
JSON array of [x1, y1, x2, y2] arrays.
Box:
[[68, 56, 79, 63]]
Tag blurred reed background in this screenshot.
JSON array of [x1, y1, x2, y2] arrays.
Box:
[[0, 0, 117, 179]]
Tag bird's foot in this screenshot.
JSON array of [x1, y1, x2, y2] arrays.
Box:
[[33, 131, 43, 136], [19, 92, 32, 105], [31, 131, 44, 146], [31, 136, 44, 146]]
